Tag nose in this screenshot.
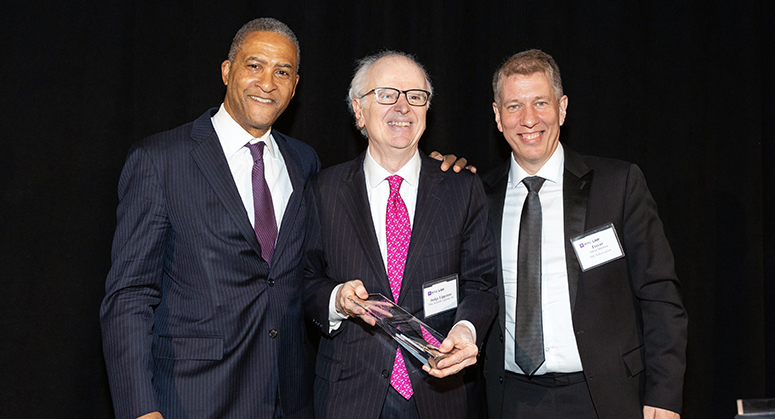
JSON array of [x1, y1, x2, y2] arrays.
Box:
[[257, 70, 276, 92], [393, 93, 411, 114], [521, 106, 537, 128]]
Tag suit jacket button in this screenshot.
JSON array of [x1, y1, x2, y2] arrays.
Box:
[[381, 369, 390, 378], [500, 333, 503, 342], [268, 279, 275, 287], [269, 329, 278, 339], [499, 376, 503, 384]]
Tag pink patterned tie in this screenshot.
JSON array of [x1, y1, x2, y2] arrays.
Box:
[[421, 325, 442, 347], [386, 175, 413, 399]]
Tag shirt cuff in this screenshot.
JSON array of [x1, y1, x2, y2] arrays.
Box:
[[453, 320, 477, 344], [328, 284, 348, 333]]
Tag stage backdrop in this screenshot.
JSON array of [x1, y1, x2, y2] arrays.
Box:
[[1, 1, 772, 418]]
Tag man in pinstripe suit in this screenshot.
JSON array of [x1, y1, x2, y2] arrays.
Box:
[[303, 51, 498, 419], [100, 18, 319, 419]]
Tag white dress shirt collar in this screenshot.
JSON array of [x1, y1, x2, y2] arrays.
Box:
[[508, 143, 565, 189], [364, 147, 421, 191], [212, 103, 277, 157], [210, 103, 291, 233]]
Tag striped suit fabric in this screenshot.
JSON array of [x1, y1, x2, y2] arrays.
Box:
[[303, 151, 498, 419], [100, 108, 320, 419]]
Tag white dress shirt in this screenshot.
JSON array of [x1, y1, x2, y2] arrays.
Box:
[[327, 148, 420, 330], [327, 149, 475, 340], [211, 104, 293, 232], [363, 149, 421, 267], [502, 143, 583, 374]]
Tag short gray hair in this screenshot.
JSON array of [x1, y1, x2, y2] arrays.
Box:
[[346, 50, 433, 137], [228, 18, 300, 71], [492, 49, 563, 104]]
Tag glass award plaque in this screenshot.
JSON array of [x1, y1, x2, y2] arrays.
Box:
[[350, 293, 448, 368]]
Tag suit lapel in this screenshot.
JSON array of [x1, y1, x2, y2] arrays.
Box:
[[339, 154, 392, 297], [483, 160, 510, 332], [484, 149, 591, 325], [271, 131, 304, 266], [485, 162, 509, 247], [189, 110, 264, 258], [562, 147, 592, 312], [400, 155, 444, 305]]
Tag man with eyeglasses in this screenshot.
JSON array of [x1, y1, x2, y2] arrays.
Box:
[[302, 51, 498, 419]]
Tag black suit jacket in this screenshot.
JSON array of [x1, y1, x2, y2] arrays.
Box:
[[100, 108, 320, 419], [482, 145, 687, 418], [303, 152, 498, 419]]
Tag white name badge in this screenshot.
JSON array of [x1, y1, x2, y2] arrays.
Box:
[[570, 223, 625, 271], [423, 274, 459, 318]]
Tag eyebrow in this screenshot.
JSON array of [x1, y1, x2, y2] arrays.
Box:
[[245, 56, 293, 69], [503, 95, 551, 105], [509, 95, 550, 102]]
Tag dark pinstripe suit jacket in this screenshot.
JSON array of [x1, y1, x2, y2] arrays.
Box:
[[482, 145, 687, 418], [303, 151, 498, 419], [100, 108, 320, 419]]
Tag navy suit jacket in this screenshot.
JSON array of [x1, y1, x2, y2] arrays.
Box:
[[303, 152, 498, 419], [100, 108, 320, 419], [482, 145, 687, 418]]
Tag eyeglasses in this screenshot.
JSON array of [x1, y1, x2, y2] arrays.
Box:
[[360, 87, 431, 106]]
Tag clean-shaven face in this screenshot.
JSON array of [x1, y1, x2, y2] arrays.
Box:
[[493, 71, 568, 174], [221, 30, 299, 138], [352, 56, 428, 164]]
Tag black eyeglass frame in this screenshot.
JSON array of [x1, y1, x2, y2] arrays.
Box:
[[360, 87, 431, 106]]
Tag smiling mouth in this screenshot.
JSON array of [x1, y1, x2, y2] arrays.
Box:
[[388, 121, 410, 127], [249, 95, 274, 104], [521, 132, 542, 140]]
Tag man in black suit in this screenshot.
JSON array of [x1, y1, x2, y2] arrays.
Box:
[[100, 18, 319, 419], [303, 51, 498, 419], [481, 50, 687, 419]]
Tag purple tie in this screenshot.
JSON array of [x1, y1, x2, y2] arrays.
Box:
[[386, 175, 413, 399], [246, 141, 277, 266]]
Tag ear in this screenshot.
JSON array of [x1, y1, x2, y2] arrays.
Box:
[[558, 95, 568, 126], [492, 102, 504, 132], [353, 98, 366, 128], [221, 60, 231, 86], [289, 73, 300, 100]]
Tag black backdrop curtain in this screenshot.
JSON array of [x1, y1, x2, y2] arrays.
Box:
[[1, 1, 772, 418]]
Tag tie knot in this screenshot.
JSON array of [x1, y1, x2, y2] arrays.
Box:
[[387, 175, 404, 195], [522, 176, 545, 193], [245, 141, 266, 162]]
